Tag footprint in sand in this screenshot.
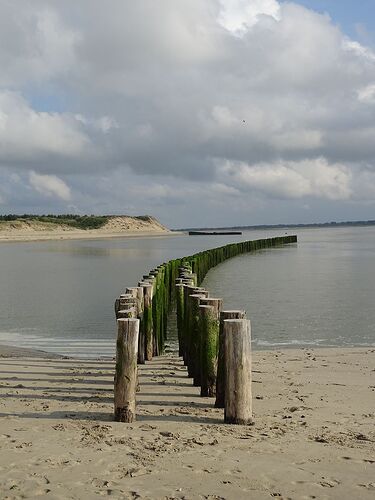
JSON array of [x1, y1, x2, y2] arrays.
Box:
[[319, 478, 340, 488], [358, 482, 375, 490]]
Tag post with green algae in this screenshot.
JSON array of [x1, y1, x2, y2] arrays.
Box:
[[127, 286, 145, 364], [114, 235, 297, 370], [187, 293, 208, 386], [199, 304, 220, 397], [215, 310, 246, 409], [175, 283, 185, 357], [114, 318, 139, 423], [224, 318, 253, 425], [142, 283, 153, 361], [184, 286, 209, 372], [198, 298, 222, 394]]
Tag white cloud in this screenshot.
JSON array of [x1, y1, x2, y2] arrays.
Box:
[[219, 158, 352, 200], [218, 0, 280, 34], [0, 91, 91, 165], [0, 5, 79, 86], [358, 83, 375, 104], [29, 171, 71, 201], [0, 1, 374, 223], [342, 39, 375, 62]]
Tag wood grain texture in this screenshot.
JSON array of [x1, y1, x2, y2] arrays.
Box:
[[224, 319, 253, 425], [215, 310, 246, 409], [114, 318, 139, 423]]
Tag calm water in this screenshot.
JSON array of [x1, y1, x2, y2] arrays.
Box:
[[0, 227, 374, 357]]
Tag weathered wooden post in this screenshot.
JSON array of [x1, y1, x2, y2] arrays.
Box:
[[182, 285, 196, 365], [126, 287, 144, 315], [187, 293, 207, 385], [215, 310, 246, 408], [127, 286, 145, 364], [114, 318, 139, 423], [223, 319, 252, 425], [119, 294, 137, 312], [142, 283, 153, 361], [184, 286, 209, 368], [114, 297, 120, 318], [118, 308, 137, 319], [200, 297, 223, 316], [175, 283, 185, 357], [199, 303, 220, 397], [199, 298, 222, 394]]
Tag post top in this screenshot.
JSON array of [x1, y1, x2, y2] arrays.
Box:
[[117, 317, 139, 323]]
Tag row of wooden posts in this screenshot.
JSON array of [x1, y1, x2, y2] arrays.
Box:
[[175, 263, 253, 424], [114, 235, 297, 423]]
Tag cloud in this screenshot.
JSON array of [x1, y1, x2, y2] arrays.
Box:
[[0, 4, 78, 86], [219, 158, 352, 200], [0, 1, 374, 224], [0, 91, 92, 166], [217, 0, 280, 34], [358, 84, 375, 104], [29, 171, 71, 201]]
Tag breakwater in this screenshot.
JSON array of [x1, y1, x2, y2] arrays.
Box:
[[114, 235, 297, 422]]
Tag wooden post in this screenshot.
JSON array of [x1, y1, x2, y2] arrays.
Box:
[[199, 304, 219, 397], [175, 283, 185, 357], [183, 286, 209, 367], [188, 294, 206, 385], [114, 318, 139, 423], [199, 297, 223, 316], [215, 310, 246, 408], [114, 297, 120, 318], [182, 285, 196, 365], [118, 308, 137, 319], [142, 283, 153, 361], [119, 294, 137, 314], [224, 319, 253, 425], [126, 287, 143, 314], [133, 286, 145, 364]]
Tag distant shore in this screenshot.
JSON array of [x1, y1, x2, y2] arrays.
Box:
[[0, 214, 183, 243], [0, 229, 184, 243], [0, 346, 373, 499]]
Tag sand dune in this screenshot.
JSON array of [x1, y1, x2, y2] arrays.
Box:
[[0, 216, 172, 243], [0, 347, 374, 499]]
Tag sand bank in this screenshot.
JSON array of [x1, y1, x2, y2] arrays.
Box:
[[0, 229, 181, 243], [0, 347, 374, 499], [0, 216, 180, 243]]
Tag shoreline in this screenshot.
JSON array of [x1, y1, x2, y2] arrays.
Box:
[[0, 343, 64, 358], [0, 346, 373, 499], [0, 229, 184, 244], [1, 341, 373, 360]]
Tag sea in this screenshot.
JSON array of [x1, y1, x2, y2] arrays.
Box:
[[0, 226, 374, 358]]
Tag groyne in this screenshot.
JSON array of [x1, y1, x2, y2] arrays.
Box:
[[114, 235, 297, 422]]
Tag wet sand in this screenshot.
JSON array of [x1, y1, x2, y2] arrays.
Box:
[[0, 230, 181, 244], [0, 347, 374, 499]]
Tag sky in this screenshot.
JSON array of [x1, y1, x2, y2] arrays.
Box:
[[0, 1, 375, 228]]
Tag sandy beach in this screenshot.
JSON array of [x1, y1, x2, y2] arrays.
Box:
[[0, 229, 179, 243], [0, 346, 374, 499], [0, 216, 179, 243]]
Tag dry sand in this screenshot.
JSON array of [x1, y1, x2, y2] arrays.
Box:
[[0, 347, 374, 500], [0, 216, 176, 243]]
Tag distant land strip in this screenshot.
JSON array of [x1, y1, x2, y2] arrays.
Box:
[[175, 219, 375, 232]]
